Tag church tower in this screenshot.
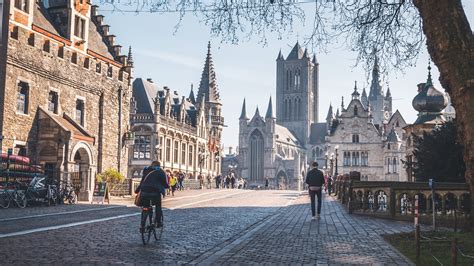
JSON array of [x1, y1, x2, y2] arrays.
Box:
[[368, 57, 392, 126], [276, 42, 319, 145], [197, 42, 224, 170]]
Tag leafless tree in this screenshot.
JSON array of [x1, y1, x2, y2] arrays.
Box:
[[103, 0, 474, 229]]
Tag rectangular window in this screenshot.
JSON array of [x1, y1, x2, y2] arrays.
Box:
[[58, 46, 64, 58], [75, 99, 84, 126], [71, 52, 77, 64], [133, 135, 151, 159], [352, 134, 359, 143], [96, 62, 101, 74], [16, 81, 29, 114], [11, 26, 19, 40], [118, 70, 124, 81], [165, 139, 171, 162], [27, 33, 34, 46], [188, 145, 193, 166], [107, 66, 113, 78], [84, 58, 90, 69], [158, 137, 163, 161], [43, 40, 50, 53], [15, 145, 26, 156], [14, 0, 28, 13], [48, 91, 58, 114], [174, 141, 179, 163], [181, 143, 186, 165], [352, 152, 359, 166], [74, 16, 85, 39], [343, 151, 350, 166]]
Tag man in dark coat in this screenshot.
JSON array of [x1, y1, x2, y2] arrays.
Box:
[[305, 161, 325, 219], [135, 161, 169, 227]]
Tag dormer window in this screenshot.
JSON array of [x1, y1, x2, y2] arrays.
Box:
[[74, 16, 86, 39], [96, 62, 101, 73], [14, 0, 29, 13], [354, 105, 358, 116]]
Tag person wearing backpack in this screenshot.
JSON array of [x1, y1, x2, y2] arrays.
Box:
[[305, 161, 325, 220]]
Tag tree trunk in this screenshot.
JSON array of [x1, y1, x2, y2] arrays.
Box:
[[413, 0, 474, 230]]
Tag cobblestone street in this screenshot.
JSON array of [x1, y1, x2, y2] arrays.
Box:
[[0, 189, 414, 265]]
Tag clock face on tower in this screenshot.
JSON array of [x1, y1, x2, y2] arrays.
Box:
[[384, 111, 390, 120]]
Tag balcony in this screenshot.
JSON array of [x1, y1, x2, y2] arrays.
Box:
[[211, 115, 224, 125]]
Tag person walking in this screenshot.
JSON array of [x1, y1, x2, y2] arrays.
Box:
[[230, 174, 236, 189], [170, 173, 177, 196], [305, 161, 325, 220], [265, 178, 269, 190], [327, 175, 333, 195]]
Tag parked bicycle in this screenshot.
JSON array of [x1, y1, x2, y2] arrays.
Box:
[[0, 181, 27, 208], [59, 180, 77, 204], [140, 200, 164, 245], [23, 175, 58, 206]]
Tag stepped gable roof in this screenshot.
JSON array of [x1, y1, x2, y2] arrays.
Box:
[[275, 125, 304, 148], [286, 42, 305, 60], [88, 19, 114, 60], [197, 42, 221, 103], [309, 123, 328, 145]]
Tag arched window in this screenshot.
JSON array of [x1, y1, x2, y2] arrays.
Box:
[[250, 130, 264, 181], [288, 99, 292, 119], [354, 105, 358, 116], [392, 158, 398, 173], [387, 158, 391, 173]]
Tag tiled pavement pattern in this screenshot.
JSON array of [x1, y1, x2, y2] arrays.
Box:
[[192, 194, 415, 265], [0, 190, 415, 264]]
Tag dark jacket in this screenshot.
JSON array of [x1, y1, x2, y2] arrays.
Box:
[[305, 168, 325, 187], [135, 167, 169, 196]]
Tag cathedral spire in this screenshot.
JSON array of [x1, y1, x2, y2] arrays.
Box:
[[254, 106, 261, 117], [189, 83, 196, 104], [197, 42, 221, 103], [265, 96, 274, 119], [239, 98, 248, 120], [369, 56, 383, 99], [127, 46, 134, 67]]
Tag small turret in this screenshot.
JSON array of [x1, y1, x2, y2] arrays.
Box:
[[265, 97, 275, 119], [189, 84, 196, 104], [239, 98, 248, 120], [276, 50, 284, 61]]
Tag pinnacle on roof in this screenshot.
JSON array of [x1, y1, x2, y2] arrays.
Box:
[[341, 96, 345, 109], [312, 54, 318, 64], [385, 85, 392, 98], [369, 56, 383, 99], [426, 59, 433, 86], [265, 96, 275, 119], [286, 41, 305, 60], [127, 46, 134, 67], [302, 48, 309, 59], [254, 106, 261, 117], [197, 42, 221, 104], [276, 49, 284, 60], [189, 83, 196, 104], [336, 108, 340, 117], [352, 81, 360, 98], [326, 103, 334, 121], [362, 87, 367, 98], [239, 98, 248, 120]]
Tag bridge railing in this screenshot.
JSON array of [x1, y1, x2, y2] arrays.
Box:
[[333, 177, 471, 228]]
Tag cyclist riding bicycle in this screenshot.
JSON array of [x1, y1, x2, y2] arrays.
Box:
[[135, 161, 169, 228]]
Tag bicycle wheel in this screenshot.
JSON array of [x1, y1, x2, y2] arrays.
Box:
[[140, 209, 152, 245], [153, 214, 164, 241], [0, 192, 10, 209], [15, 191, 27, 208]]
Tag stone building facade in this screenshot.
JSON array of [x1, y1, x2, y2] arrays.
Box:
[[0, 0, 132, 201], [128, 43, 223, 179], [323, 57, 408, 182]]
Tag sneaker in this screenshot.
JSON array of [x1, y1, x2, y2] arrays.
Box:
[[316, 214, 321, 219], [311, 216, 316, 220]]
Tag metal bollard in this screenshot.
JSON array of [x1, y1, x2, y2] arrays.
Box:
[[416, 224, 421, 261]]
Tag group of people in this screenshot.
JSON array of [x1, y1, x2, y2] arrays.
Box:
[[199, 173, 247, 189]]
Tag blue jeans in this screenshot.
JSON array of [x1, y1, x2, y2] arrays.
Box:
[[309, 189, 322, 216]]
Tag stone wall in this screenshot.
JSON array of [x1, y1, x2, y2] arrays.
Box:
[[1, 22, 131, 178]]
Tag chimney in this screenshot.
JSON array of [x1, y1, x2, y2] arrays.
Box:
[[118, 55, 127, 65], [101, 25, 109, 35]]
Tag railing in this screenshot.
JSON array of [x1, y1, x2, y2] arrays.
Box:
[[333, 176, 471, 228], [130, 113, 154, 123], [211, 115, 224, 125]]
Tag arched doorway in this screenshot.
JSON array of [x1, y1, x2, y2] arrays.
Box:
[[72, 147, 91, 200], [276, 170, 288, 190], [249, 130, 264, 182]]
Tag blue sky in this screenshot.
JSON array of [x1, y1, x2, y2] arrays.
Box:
[[98, 2, 473, 151]]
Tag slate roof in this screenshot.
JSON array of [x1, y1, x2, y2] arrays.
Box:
[[88, 21, 114, 60], [309, 122, 328, 145], [32, 3, 60, 35], [386, 128, 401, 142], [286, 42, 305, 60], [275, 125, 304, 148], [197, 42, 221, 103]]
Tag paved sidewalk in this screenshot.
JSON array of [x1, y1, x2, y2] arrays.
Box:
[[193, 192, 414, 265]]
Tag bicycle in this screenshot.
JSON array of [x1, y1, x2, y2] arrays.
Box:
[[140, 199, 164, 245], [0, 182, 27, 208]]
